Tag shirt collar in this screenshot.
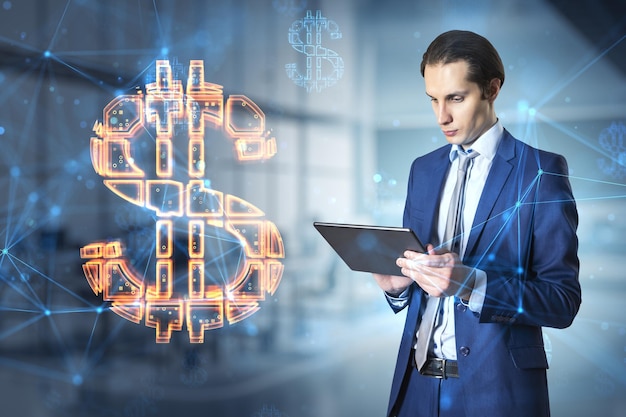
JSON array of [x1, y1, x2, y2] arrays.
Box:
[[449, 120, 503, 162]]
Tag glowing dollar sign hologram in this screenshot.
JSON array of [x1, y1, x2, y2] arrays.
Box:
[[285, 10, 344, 93], [80, 60, 285, 343]]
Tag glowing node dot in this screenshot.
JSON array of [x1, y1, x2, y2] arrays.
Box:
[[1, 248, 8, 255], [516, 100, 529, 112], [72, 374, 83, 386], [528, 108, 536, 117], [96, 306, 103, 314], [0, 126, 5, 135], [537, 169, 543, 176], [515, 201, 521, 208], [517, 306, 524, 314], [44, 309, 51, 316], [43, 50, 51, 58], [517, 267, 524, 274], [440, 394, 452, 410]]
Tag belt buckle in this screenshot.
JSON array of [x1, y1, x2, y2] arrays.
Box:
[[436, 358, 446, 379], [420, 358, 446, 379]]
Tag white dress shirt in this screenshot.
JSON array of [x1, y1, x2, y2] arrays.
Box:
[[388, 120, 503, 360]]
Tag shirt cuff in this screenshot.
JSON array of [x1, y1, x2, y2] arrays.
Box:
[[466, 268, 486, 313], [385, 287, 411, 309]]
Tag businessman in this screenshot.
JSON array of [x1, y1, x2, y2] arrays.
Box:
[[373, 30, 581, 417]]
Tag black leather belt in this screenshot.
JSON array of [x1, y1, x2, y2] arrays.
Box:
[[416, 357, 459, 379]]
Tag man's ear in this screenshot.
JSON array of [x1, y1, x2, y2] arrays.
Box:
[[487, 78, 502, 103]]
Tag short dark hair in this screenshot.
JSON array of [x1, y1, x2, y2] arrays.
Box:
[[420, 30, 505, 98]]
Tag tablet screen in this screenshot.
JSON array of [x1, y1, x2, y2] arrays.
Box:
[[313, 222, 426, 275]]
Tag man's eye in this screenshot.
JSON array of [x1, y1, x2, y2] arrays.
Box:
[[451, 96, 463, 102]]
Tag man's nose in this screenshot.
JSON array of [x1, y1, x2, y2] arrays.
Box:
[[436, 104, 452, 125]]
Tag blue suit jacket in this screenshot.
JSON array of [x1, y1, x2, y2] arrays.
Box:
[[387, 130, 581, 417]]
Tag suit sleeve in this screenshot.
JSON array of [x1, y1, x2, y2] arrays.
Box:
[[478, 153, 581, 329], [402, 158, 417, 229]]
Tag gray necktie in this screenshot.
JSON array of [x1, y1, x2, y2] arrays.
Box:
[[414, 150, 478, 371]]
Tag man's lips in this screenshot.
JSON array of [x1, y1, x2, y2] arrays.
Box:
[[443, 129, 458, 137]]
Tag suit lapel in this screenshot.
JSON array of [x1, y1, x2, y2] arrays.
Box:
[[422, 153, 450, 245], [465, 131, 516, 256]]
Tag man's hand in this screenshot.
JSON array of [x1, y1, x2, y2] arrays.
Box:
[[395, 244, 475, 300], [372, 273, 414, 297]]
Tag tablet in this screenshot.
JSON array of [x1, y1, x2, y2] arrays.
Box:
[[313, 222, 426, 275]]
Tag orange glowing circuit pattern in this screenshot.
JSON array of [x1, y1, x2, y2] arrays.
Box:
[[80, 60, 285, 343]]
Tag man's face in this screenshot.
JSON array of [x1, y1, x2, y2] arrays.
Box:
[[424, 61, 497, 149]]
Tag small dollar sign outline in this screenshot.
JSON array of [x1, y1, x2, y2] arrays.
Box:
[[597, 121, 626, 180], [285, 10, 345, 93]]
